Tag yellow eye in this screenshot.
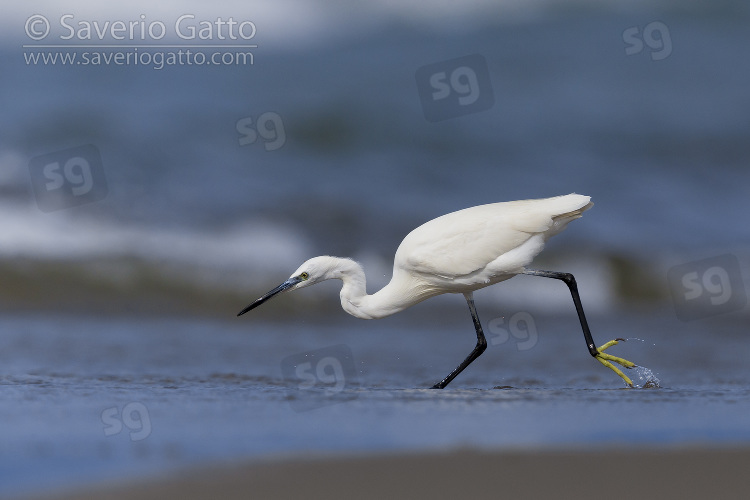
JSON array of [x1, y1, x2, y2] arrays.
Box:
[[300, 272, 309, 280]]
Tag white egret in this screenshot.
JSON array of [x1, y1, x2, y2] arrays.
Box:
[[238, 194, 636, 388]]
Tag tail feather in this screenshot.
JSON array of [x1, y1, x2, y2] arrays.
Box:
[[549, 195, 593, 235]]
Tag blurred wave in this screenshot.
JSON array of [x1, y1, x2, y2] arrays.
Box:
[[2, 1, 749, 316]]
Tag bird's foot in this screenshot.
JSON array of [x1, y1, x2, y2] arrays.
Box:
[[595, 338, 636, 387]]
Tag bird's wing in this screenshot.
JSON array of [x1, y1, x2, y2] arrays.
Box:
[[397, 195, 591, 279]]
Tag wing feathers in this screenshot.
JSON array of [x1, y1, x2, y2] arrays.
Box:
[[397, 194, 591, 279]]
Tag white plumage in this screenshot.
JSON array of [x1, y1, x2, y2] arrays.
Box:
[[396, 194, 592, 289], [239, 194, 637, 388]]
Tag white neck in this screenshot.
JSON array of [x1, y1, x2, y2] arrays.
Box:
[[331, 258, 432, 320]]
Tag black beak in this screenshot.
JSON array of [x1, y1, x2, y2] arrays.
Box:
[[237, 276, 303, 316]]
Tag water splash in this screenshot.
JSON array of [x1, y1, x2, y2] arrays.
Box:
[[624, 337, 656, 347], [621, 338, 661, 388], [630, 366, 660, 388]]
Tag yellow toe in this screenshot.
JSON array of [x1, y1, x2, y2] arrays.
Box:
[[598, 351, 636, 369], [596, 355, 634, 387], [595, 338, 636, 387]]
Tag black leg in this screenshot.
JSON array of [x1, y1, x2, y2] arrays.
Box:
[[522, 269, 599, 357], [431, 292, 487, 389]]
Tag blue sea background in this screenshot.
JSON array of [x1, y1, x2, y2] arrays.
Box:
[[1, 0, 750, 497]]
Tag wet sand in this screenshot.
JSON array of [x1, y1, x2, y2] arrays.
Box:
[[29, 447, 750, 500]]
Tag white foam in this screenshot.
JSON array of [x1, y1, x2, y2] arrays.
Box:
[[0, 202, 312, 279], [2, 0, 670, 45]]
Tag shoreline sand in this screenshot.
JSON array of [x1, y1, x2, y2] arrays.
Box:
[[26, 447, 750, 500]]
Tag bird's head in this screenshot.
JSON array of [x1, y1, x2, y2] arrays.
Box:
[[236, 256, 350, 316]]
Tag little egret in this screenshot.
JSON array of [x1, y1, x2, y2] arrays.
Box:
[[238, 194, 637, 388]]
